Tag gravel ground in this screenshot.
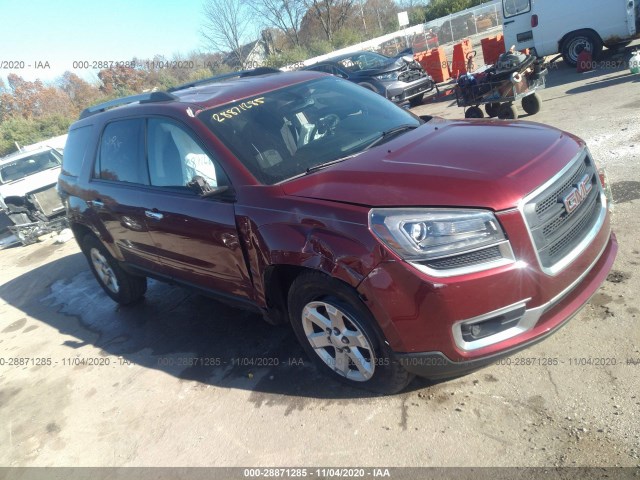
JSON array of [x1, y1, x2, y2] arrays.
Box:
[[1, 49, 639, 470]]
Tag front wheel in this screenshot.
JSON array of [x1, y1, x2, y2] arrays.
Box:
[[522, 93, 542, 115], [465, 106, 484, 118], [81, 234, 147, 305], [288, 271, 413, 394], [409, 93, 424, 108]]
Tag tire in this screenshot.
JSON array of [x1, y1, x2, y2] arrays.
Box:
[[522, 93, 542, 115], [498, 103, 518, 120], [409, 93, 424, 108], [80, 234, 147, 305], [287, 271, 413, 394], [561, 31, 603, 67], [465, 106, 484, 118], [485, 102, 501, 118]]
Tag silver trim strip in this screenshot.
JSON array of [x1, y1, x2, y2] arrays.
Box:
[[409, 241, 516, 278], [452, 231, 610, 351], [518, 148, 607, 276]]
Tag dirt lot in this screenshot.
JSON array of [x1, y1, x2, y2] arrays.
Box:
[[1, 53, 639, 470]]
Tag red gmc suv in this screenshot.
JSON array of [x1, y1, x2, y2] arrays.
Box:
[[58, 69, 617, 393]]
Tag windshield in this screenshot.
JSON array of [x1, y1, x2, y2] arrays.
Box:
[[0, 150, 62, 184], [199, 77, 420, 185], [336, 52, 392, 72]]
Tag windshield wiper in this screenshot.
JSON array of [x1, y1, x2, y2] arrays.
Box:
[[304, 124, 419, 175], [305, 153, 361, 174], [364, 124, 419, 151]]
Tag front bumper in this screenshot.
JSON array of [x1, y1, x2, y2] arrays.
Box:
[[394, 232, 617, 378], [358, 208, 617, 378], [385, 76, 435, 103], [397, 315, 571, 379]]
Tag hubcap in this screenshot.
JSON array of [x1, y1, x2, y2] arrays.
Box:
[[568, 37, 591, 63], [301, 301, 375, 382], [90, 248, 119, 294]]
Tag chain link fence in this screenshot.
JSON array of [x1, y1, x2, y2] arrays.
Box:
[[377, 1, 503, 57], [286, 1, 504, 70]]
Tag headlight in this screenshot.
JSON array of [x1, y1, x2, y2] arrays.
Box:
[[375, 71, 399, 81], [369, 208, 513, 271]]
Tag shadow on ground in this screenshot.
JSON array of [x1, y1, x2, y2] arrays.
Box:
[[0, 247, 434, 399]]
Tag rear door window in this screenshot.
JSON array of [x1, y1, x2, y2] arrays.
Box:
[[503, 0, 531, 17], [146, 118, 226, 188], [96, 119, 148, 184]]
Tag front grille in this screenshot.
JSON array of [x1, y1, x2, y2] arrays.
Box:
[[535, 160, 588, 217], [398, 69, 425, 83], [422, 245, 503, 270], [522, 152, 603, 271]]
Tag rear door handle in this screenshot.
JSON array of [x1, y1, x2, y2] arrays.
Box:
[[503, 20, 514, 25], [88, 199, 104, 208], [145, 210, 164, 221]]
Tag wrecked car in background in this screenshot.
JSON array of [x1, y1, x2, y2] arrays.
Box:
[[0, 146, 68, 247]]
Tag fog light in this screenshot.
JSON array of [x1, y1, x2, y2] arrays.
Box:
[[460, 306, 526, 342]]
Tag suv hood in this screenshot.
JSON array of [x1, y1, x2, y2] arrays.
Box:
[[0, 167, 61, 199], [283, 118, 584, 211]]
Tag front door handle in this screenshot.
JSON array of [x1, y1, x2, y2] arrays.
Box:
[[145, 210, 164, 221]]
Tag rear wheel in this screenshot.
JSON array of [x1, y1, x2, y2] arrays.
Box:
[[485, 102, 501, 118], [522, 93, 542, 115], [561, 31, 603, 67], [498, 103, 518, 120], [80, 234, 147, 305], [288, 271, 413, 394], [465, 106, 484, 118]]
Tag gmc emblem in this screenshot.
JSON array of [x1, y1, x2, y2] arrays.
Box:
[[562, 174, 593, 214]]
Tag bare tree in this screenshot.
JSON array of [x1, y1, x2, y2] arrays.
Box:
[[202, 0, 251, 67], [249, 0, 306, 47], [303, 0, 355, 43], [364, 0, 398, 34]]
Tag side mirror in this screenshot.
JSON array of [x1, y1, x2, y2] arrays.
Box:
[[187, 176, 230, 198]]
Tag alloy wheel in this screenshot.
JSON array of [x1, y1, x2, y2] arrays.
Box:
[[301, 301, 375, 382]]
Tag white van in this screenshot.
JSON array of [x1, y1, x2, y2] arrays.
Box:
[[502, 0, 640, 65]]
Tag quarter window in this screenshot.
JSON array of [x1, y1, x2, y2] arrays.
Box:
[[97, 119, 148, 184], [62, 125, 93, 177], [503, 0, 531, 17]]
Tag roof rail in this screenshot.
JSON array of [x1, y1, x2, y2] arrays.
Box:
[[79, 91, 178, 119], [167, 67, 281, 93]]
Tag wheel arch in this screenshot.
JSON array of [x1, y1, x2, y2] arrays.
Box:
[[558, 28, 604, 54], [70, 221, 120, 260], [255, 221, 386, 325]]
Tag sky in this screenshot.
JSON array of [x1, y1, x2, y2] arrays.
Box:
[[0, 0, 229, 84]]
